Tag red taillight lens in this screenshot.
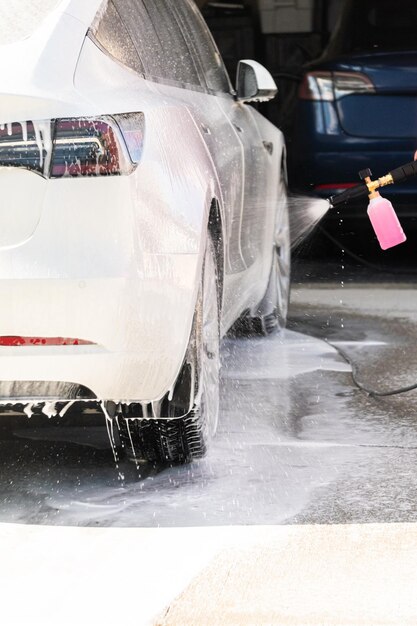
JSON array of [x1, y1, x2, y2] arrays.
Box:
[[51, 118, 122, 178], [0, 113, 144, 178], [299, 71, 375, 101], [299, 72, 335, 101], [0, 336, 95, 346]]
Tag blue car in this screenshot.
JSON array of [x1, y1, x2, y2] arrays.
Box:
[[292, 0, 417, 218]]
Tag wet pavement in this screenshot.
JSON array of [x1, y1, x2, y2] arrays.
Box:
[[1, 264, 417, 527]]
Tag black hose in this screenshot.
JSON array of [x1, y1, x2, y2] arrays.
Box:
[[328, 341, 417, 398], [318, 226, 417, 275], [316, 228, 417, 396]]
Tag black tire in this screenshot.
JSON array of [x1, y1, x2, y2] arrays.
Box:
[[116, 236, 220, 464]]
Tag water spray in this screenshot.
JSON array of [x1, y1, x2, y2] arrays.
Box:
[[328, 160, 417, 250]]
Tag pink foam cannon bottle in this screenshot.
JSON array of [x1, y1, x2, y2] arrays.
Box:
[[329, 161, 417, 251], [360, 168, 406, 250]]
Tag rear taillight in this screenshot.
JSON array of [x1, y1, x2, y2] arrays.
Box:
[[0, 336, 95, 346], [0, 113, 144, 178], [299, 71, 375, 101], [0, 121, 47, 175]]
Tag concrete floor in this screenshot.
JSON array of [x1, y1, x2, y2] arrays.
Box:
[[3, 260, 417, 623], [155, 523, 417, 626], [1, 282, 417, 527]]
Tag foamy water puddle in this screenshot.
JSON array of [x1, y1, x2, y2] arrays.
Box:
[[222, 330, 350, 380]]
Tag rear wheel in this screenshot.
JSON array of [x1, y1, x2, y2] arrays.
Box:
[[116, 236, 220, 464], [233, 196, 290, 336], [259, 201, 291, 334]]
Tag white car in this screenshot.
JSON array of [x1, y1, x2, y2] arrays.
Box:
[[0, 0, 290, 464]]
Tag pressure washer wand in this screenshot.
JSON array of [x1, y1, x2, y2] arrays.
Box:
[[328, 160, 417, 250], [329, 160, 417, 209]]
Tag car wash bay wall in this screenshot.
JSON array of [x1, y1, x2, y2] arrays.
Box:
[[257, 0, 344, 133], [201, 0, 344, 132]]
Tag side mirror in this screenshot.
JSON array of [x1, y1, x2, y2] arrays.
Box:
[[236, 60, 278, 103]]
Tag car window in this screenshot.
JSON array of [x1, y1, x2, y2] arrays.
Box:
[[171, 0, 232, 93], [91, 1, 144, 76], [113, 0, 201, 89], [334, 0, 417, 54], [0, 0, 62, 46]]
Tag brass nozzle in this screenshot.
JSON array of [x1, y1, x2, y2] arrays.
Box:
[[365, 173, 394, 198]]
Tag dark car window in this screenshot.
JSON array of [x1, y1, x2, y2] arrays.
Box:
[[171, 0, 232, 93], [334, 0, 417, 55], [113, 0, 201, 89], [90, 1, 144, 75], [111, 0, 165, 79]]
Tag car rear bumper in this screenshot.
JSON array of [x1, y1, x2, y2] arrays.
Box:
[[0, 170, 202, 403], [0, 271, 199, 403]]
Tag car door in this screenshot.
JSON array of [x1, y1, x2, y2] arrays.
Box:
[[167, 0, 249, 277], [109, 0, 269, 323], [111, 0, 246, 276], [228, 101, 274, 270], [172, 0, 274, 275]]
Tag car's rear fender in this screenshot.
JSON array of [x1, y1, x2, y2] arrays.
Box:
[[0, 60, 226, 403], [75, 35, 228, 325]]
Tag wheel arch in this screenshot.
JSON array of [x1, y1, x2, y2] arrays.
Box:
[[207, 198, 225, 316]]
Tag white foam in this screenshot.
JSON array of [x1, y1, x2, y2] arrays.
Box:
[[0, 0, 62, 46]]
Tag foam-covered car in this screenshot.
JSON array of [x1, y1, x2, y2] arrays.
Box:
[[0, 0, 289, 463]]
